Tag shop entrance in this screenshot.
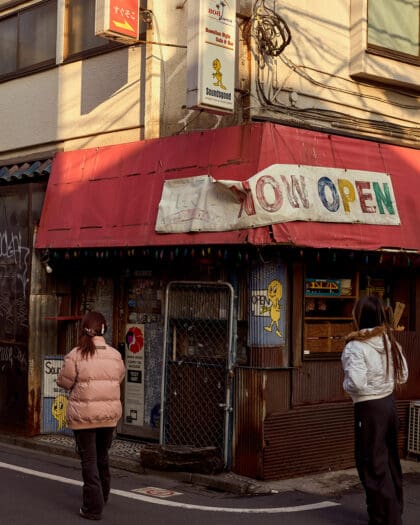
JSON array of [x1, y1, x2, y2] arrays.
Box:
[[161, 281, 235, 466]]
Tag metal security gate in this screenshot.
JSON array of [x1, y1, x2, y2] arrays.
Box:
[[160, 281, 235, 466]]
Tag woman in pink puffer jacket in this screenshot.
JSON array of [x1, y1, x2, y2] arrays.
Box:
[[57, 311, 125, 521]]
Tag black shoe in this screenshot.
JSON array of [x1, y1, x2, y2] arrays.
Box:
[[79, 508, 102, 520]]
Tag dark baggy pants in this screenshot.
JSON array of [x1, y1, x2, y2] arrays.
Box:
[[354, 395, 403, 525], [74, 427, 115, 518]]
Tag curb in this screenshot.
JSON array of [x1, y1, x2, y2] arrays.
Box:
[[0, 434, 265, 495]]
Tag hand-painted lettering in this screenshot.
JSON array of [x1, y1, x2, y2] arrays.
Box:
[[256, 175, 283, 212], [280, 175, 309, 209], [338, 178, 356, 212], [356, 181, 375, 213], [229, 181, 256, 218], [44, 360, 62, 375], [156, 165, 401, 233], [318, 177, 339, 212], [373, 182, 395, 215]]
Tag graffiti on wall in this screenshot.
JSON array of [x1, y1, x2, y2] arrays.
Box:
[[0, 189, 34, 430], [0, 230, 30, 332], [0, 345, 27, 373]]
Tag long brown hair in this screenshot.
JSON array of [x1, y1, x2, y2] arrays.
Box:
[[78, 311, 107, 359], [350, 295, 405, 384]]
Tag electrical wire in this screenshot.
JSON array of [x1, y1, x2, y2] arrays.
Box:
[[278, 55, 420, 110], [251, 0, 291, 58], [248, 0, 420, 144]]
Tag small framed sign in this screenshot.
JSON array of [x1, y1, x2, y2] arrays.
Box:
[[95, 0, 139, 43], [305, 278, 341, 296]]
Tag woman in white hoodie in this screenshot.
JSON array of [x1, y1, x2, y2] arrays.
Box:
[[342, 295, 408, 525]]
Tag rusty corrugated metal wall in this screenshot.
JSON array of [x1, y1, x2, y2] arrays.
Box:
[[292, 360, 347, 405], [395, 332, 420, 401], [29, 246, 80, 435], [258, 331, 419, 480], [232, 368, 265, 478], [233, 368, 290, 478], [233, 331, 419, 480], [262, 400, 410, 480], [28, 292, 58, 435]]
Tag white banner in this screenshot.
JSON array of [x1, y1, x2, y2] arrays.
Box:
[[155, 164, 400, 233]]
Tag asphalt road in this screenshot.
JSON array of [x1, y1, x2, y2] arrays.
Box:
[[1, 442, 419, 524]]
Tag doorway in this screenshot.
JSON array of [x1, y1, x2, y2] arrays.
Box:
[[161, 281, 235, 467]]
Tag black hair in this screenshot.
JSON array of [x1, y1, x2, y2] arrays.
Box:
[[352, 295, 405, 384], [353, 294, 386, 330]]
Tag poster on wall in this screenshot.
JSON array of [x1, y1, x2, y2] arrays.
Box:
[[187, 0, 237, 114], [124, 324, 145, 426], [42, 357, 71, 435], [248, 260, 288, 347]]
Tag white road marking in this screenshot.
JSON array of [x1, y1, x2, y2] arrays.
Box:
[[0, 461, 340, 514]]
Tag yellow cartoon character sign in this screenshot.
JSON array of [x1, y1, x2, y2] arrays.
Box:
[[212, 58, 226, 90], [261, 279, 283, 337], [52, 394, 68, 430], [249, 261, 287, 346]]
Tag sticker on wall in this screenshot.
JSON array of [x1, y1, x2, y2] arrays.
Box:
[[248, 260, 287, 347], [124, 324, 145, 426]]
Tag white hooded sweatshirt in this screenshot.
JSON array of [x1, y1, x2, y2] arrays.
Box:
[[341, 330, 408, 404]]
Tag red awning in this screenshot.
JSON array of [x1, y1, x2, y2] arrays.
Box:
[[35, 123, 420, 251]]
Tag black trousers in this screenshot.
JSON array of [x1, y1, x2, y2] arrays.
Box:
[[74, 427, 115, 518], [354, 395, 403, 525]]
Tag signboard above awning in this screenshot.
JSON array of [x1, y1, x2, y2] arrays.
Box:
[[35, 123, 420, 252]]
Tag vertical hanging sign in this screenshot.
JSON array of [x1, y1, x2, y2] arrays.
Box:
[[187, 0, 237, 114], [95, 0, 139, 43]]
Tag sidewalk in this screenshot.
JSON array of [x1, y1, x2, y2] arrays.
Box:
[[1, 432, 420, 497]]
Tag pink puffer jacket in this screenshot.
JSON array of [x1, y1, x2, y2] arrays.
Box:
[[57, 336, 125, 430]]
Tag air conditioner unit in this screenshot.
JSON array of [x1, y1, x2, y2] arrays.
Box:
[[408, 401, 420, 455]]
